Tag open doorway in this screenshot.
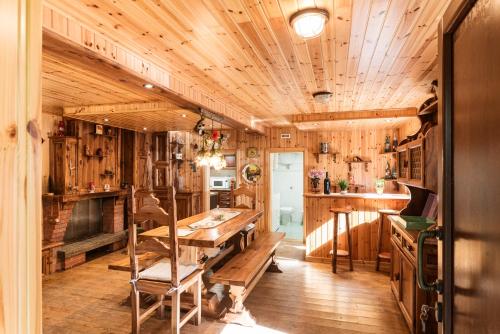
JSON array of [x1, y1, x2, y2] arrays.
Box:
[[270, 152, 304, 241]]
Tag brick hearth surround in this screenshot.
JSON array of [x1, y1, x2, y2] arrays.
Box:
[[42, 193, 127, 272]]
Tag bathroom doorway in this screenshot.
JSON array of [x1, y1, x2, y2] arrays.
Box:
[[270, 152, 304, 241]]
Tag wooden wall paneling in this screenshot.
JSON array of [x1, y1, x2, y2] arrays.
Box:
[[0, 0, 42, 332]]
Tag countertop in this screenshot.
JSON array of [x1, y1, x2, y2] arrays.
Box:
[[304, 192, 411, 200]]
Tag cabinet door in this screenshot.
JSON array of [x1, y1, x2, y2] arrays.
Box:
[[396, 144, 409, 182], [407, 138, 424, 187], [390, 239, 402, 299], [400, 253, 416, 331]]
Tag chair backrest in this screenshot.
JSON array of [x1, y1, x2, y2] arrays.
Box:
[[230, 184, 256, 210], [129, 185, 180, 287]]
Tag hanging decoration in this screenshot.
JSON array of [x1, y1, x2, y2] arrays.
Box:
[[195, 115, 229, 170]]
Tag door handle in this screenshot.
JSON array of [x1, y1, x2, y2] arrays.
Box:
[[417, 228, 443, 293]]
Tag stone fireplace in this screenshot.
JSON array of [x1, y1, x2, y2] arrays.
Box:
[[42, 190, 128, 272]]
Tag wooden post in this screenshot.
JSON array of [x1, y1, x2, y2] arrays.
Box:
[[0, 0, 43, 333]]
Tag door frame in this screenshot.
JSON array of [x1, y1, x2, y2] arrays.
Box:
[[438, 1, 477, 333], [265, 147, 307, 242]]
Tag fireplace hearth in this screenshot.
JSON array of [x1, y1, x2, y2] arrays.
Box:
[[42, 190, 128, 272]]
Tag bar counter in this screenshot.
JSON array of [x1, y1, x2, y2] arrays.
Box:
[[303, 192, 410, 263]]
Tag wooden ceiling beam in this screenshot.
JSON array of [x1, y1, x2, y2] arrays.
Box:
[[63, 102, 187, 116], [291, 108, 419, 123], [42, 4, 265, 134]]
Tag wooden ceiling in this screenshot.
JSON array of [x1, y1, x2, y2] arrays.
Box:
[[45, 0, 449, 126], [42, 52, 164, 114]]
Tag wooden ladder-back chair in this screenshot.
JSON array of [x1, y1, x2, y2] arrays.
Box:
[[129, 186, 202, 334], [230, 184, 256, 249], [230, 184, 256, 209]]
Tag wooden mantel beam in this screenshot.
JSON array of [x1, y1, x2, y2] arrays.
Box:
[[291, 108, 419, 123], [42, 4, 265, 134]]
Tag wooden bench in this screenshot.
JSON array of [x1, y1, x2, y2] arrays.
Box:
[[58, 231, 126, 269], [210, 231, 285, 313]]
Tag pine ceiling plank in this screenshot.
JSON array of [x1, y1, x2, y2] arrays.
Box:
[[339, 0, 371, 111], [348, 0, 392, 111], [371, 0, 447, 108], [333, 0, 353, 111], [291, 107, 418, 122], [353, 0, 410, 110], [363, 0, 429, 108]]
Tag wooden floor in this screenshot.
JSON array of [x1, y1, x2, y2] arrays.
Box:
[[43, 241, 409, 334]]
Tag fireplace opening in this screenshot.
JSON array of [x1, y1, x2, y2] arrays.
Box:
[[64, 199, 103, 243]]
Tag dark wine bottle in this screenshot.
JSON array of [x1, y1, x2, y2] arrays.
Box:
[[324, 172, 331, 194], [392, 133, 398, 152], [384, 135, 391, 152]]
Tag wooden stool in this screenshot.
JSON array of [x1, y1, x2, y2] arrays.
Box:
[[375, 209, 400, 271], [329, 207, 353, 273]]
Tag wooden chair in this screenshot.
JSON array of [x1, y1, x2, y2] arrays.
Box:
[[230, 184, 256, 249], [329, 207, 354, 273], [230, 184, 256, 209], [129, 186, 203, 334]]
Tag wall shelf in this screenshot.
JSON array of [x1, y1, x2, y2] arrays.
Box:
[[313, 152, 340, 163]]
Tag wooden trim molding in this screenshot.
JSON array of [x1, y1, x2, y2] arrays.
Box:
[[290, 108, 418, 123], [0, 0, 43, 332], [42, 4, 265, 134]]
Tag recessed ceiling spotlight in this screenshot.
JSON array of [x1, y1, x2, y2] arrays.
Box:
[[312, 91, 333, 104], [143, 127, 147, 131], [290, 8, 329, 39], [143, 83, 154, 89], [313, 123, 320, 126], [244, 127, 249, 131], [104, 118, 109, 122], [181, 114, 187, 118]]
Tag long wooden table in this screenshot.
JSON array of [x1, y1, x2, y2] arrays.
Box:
[[110, 208, 264, 318], [139, 208, 263, 248]]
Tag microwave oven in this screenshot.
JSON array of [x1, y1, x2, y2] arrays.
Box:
[[210, 177, 232, 190]]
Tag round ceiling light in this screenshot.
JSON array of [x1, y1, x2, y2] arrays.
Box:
[[313, 91, 333, 104], [290, 8, 329, 39]]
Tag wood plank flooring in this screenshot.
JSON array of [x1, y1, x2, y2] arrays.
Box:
[[43, 241, 409, 334]]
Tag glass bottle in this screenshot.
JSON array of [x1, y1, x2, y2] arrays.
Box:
[[324, 172, 331, 194], [392, 133, 398, 152], [384, 135, 391, 152]]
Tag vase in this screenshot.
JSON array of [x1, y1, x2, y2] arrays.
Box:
[[311, 178, 321, 193], [376, 186, 384, 194], [340, 190, 347, 194]]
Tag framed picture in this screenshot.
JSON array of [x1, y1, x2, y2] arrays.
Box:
[[246, 147, 258, 158], [224, 154, 236, 168], [95, 124, 103, 135]]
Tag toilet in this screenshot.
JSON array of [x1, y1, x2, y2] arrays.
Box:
[[280, 206, 295, 225]]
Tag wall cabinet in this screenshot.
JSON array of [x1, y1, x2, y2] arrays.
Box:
[[49, 137, 78, 194], [390, 220, 437, 334]]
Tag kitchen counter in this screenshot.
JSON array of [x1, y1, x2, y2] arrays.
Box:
[[304, 192, 410, 263], [304, 192, 410, 200]]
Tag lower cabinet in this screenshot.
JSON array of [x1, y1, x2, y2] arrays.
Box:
[[390, 221, 437, 334]]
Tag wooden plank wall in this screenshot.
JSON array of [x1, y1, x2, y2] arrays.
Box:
[[304, 196, 408, 262], [266, 126, 410, 193], [74, 121, 120, 192]]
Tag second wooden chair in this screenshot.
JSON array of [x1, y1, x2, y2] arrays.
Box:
[[230, 184, 256, 250]]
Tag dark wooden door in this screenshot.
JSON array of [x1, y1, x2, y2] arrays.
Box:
[[440, 0, 500, 332]]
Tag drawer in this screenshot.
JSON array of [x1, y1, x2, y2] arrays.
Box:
[[401, 238, 417, 262], [391, 225, 403, 247]]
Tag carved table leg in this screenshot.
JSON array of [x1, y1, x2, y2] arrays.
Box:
[[221, 285, 256, 327], [266, 252, 283, 273]]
